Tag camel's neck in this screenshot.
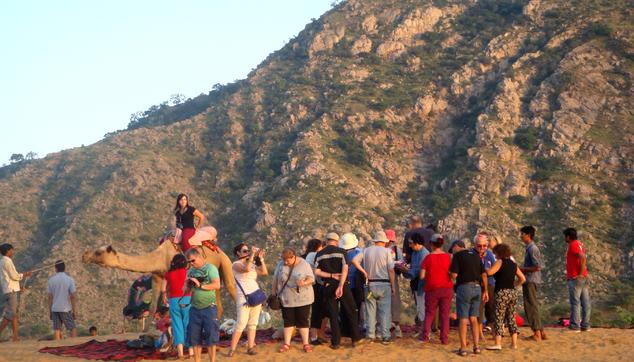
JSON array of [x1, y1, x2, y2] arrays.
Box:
[[113, 247, 171, 273]]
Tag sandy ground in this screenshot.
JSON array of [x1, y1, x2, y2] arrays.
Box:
[[0, 327, 632, 362]]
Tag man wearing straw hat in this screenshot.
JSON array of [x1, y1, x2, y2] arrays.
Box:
[[352, 230, 395, 345]]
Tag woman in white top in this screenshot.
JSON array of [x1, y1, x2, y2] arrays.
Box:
[[228, 243, 268, 357]]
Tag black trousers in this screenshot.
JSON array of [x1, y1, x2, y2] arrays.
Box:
[[323, 281, 361, 346]]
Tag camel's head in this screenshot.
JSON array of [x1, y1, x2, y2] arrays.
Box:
[[82, 245, 119, 266]]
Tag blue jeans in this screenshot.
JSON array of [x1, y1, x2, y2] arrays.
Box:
[[187, 305, 219, 347], [364, 283, 392, 339], [567, 278, 591, 330], [456, 283, 481, 320], [169, 296, 191, 347]]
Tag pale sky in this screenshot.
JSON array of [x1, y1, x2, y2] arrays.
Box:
[[0, 0, 334, 164]]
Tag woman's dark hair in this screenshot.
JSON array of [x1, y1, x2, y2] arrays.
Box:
[[233, 243, 248, 258], [431, 237, 444, 249], [493, 243, 512, 259], [411, 232, 425, 245], [302, 238, 322, 258], [169, 254, 188, 271], [174, 193, 188, 211], [563, 227, 578, 240]]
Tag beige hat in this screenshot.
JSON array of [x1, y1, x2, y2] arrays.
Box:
[[371, 230, 389, 243], [325, 232, 340, 242], [339, 233, 359, 250]]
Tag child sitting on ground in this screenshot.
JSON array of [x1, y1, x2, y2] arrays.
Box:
[[153, 306, 172, 351]]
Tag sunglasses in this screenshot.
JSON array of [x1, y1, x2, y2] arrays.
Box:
[[240, 249, 249, 253]]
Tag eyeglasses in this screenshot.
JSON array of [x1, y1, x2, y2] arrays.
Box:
[[240, 249, 249, 253], [476, 244, 488, 248]]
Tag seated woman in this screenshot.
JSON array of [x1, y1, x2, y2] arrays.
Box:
[[174, 193, 206, 251]]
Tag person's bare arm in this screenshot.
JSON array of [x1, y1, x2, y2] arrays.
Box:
[[256, 250, 268, 276], [579, 253, 587, 277], [194, 277, 220, 291], [351, 254, 367, 279], [192, 209, 205, 229], [70, 293, 78, 319], [519, 265, 540, 272], [389, 268, 396, 294], [481, 273, 489, 302], [419, 268, 426, 280], [48, 294, 53, 319], [487, 259, 502, 276], [515, 267, 526, 287]]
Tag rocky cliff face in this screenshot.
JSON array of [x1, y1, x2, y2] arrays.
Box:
[[1, 0, 633, 335]]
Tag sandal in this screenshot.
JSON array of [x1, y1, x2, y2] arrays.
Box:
[[247, 347, 257, 355], [458, 349, 468, 357], [279, 344, 290, 353], [473, 346, 482, 354], [227, 349, 236, 357], [303, 344, 313, 353]]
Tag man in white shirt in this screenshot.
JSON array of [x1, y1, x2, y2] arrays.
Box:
[[47, 260, 77, 340], [0, 243, 32, 341]]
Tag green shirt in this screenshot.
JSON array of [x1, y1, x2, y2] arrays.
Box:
[[187, 263, 220, 309]]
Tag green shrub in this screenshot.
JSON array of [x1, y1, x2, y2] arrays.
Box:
[[371, 119, 388, 130], [514, 127, 540, 150], [509, 195, 528, 204], [333, 135, 368, 167], [531, 156, 564, 181]]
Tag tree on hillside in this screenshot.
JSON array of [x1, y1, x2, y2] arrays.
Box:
[[25, 151, 38, 160], [9, 153, 24, 163]]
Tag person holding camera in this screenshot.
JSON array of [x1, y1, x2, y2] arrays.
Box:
[[228, 243, 268, 357], [273, 248, 315, 353], [184, 248, 221, 362]]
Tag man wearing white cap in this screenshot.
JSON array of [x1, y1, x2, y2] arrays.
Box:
[[315, 232, 363, 349], [352, 231, 395, 345]]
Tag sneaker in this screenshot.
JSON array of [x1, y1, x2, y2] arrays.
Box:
[[394, 326, 403, 338], [310, 339, 323, 346], [381, 338, 393, 345], [581, 327, 592, 332], [329, 344, 340, 350], [486, 345, 502, 350]]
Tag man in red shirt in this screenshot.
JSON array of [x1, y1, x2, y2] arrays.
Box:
[[564, 228, 591, 332]]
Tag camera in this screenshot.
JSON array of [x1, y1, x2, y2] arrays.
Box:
[[186, 276, 206, 288]]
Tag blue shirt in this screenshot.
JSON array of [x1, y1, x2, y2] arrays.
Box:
[[408, 248, 429, 295], [346, 248, 362, 288], [479, 249, 496, 286], [523, 242, 543, 284]]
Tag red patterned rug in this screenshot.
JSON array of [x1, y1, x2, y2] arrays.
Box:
[[39, 329, 281, 361]]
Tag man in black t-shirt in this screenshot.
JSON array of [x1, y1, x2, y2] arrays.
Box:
[[402, 216, 434, 262], [450, 242, 488, 356], [315, 232, 362, 349]]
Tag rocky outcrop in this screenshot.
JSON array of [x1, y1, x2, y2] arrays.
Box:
[[309, 24, 346, 57]]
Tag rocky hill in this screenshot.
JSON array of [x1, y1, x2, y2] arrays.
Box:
[[0, 0, 633, 335]]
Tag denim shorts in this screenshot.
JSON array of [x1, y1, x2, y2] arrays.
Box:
[[456, 283, 482, 319], [187, 305, 219, 347]]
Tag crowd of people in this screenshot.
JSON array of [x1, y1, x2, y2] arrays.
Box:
[[0, 193, 593, 362]]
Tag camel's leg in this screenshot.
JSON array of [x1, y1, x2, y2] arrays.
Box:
[[215, 289, 223, 318], [150, 274, 164, 313]]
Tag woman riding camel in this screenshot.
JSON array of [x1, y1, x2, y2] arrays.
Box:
[[174, 194, 205, 251]]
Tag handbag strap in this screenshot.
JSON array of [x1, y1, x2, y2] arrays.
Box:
[[277, 260, 296, 295]]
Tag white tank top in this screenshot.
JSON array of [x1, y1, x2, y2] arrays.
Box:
[[233, 261, 259, 304]]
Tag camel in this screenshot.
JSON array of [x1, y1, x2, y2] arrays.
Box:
[[82, 240, 237, 320]]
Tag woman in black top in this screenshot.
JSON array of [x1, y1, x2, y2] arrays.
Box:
[[485, 244, 526, 351], [174, 193, 205, 251]]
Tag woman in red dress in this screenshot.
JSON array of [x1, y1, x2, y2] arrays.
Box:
[[174, 194, 205, 251]]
